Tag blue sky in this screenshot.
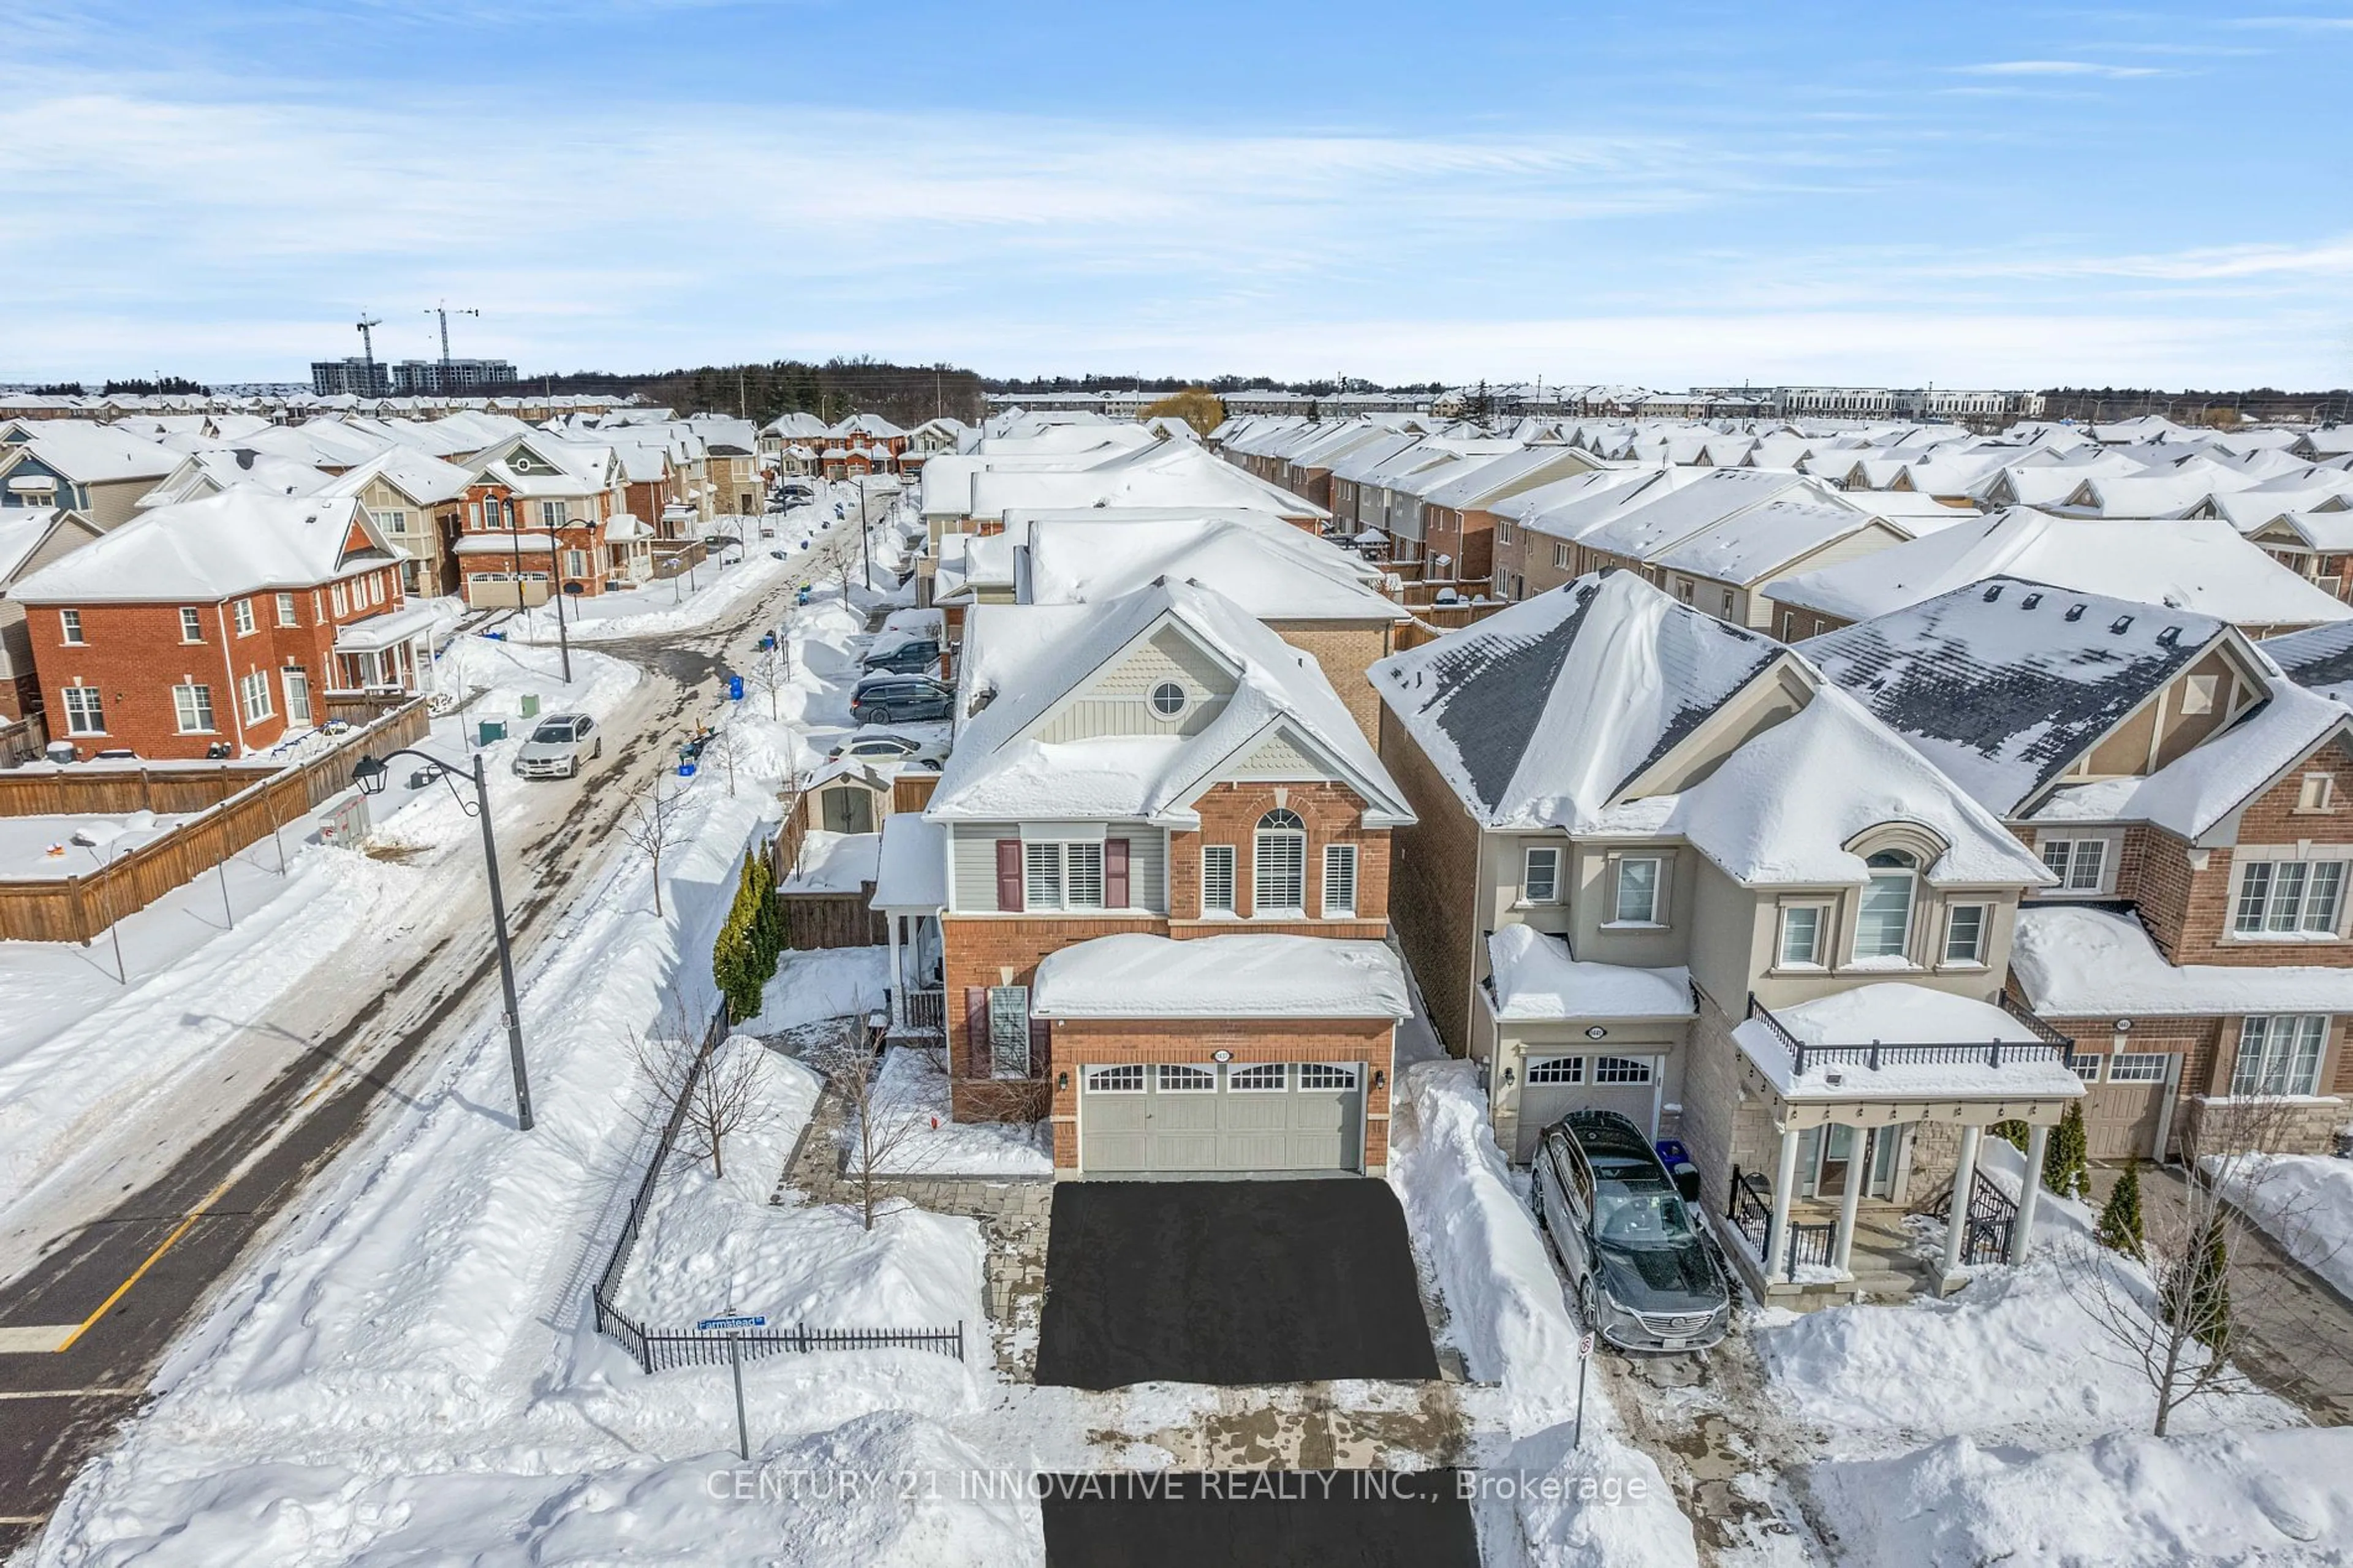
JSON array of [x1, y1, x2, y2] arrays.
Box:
[[5, 1, 2351, 388]]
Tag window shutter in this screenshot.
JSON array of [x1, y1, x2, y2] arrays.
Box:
[[1028, 1013, 1051, 1078], [995, 838, 1023, 911], [1104, 838, 1131, 909], [964, 987, 990, 1075]]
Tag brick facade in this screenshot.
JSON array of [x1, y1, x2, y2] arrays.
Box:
[[1261, 622, 1392, 743], [1044, 1016, 1396, 1173], [25, 566, 405, 760], [1377, 705, 1485, 1053]]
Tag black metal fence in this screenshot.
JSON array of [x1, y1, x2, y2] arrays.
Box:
[[590, 999, 965, 1372], [1727, 1165, 1837, 1281]]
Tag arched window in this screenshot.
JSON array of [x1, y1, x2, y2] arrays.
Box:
[[1254, 808, 1306, 914], [1855, 849, 1916, 960]]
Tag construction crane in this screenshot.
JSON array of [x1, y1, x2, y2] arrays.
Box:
[[425, 303, 479, 366], [355, 312, 383, 371]]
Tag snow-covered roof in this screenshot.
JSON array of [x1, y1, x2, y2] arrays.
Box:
[[1764, 507, 2353, 630], [1734, 983, 2085, 1103], [1646, 493, 1881, 586], [320, 445, 473, 508], [1022, 517, 1406, 623], [11, 491, 393, 603], [1802, 577, 2231, 816], [871, 813, 948, 910], [0, 509, 96, 586], [2013, 904, 2353, 1018], [2, 423, 179, 483], [2262, 619, 2353, 704], [331, 602, 439, 651], [1484, 926, 1692, 1021], [928, 578, 1411, 828], [1031, 933, 1409, 1020]]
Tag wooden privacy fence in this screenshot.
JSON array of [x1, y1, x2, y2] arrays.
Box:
[[0, 699, 432, 944]]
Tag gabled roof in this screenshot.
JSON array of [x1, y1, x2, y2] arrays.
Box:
[[1, 423, 179, 484], [12, 491, 394, 602], [136, 449, 336, 509], [1022, 517, 1406, 623], [1764, 507, 2353, 630], [0, 509, 101, 587], [319, 445, 474, 508], [1646, 493, 1881, 586], [1371, 571, 1781, 830], [927, 579, 1409, 827], [2261, 619, 2353, 703], [1802, 576, 2231, 816]]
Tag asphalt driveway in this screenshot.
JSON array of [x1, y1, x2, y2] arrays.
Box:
[[1034, 1180, 1440, 1388], [1041, 1470, 1478, 1566]]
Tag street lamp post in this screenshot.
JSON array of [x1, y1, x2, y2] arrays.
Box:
[[857, 475, 873, 591], [352, 748, 533, 1131], [546, 529, 573, 686]]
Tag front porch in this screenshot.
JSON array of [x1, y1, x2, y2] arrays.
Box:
[[1712, 983, 2085, 1306]]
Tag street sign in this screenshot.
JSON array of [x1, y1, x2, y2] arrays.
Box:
[[698, 1314, 767, 1332], [1579, 1331, 1596, 1358]]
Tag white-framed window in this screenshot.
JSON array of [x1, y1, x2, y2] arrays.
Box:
[[61, 684, 104, 735], [2234, 858, 2347, 936], [331, 583, 348, 617], [986, 985, 1032, 1078], [2109, 1053, 2171, 1083], [1202, 844, 1237, 914], [1322, 843, 1358, 917], [1254, 808, 1306, 915], [1299, 1062, 1360, 1090], [1854, 850, 1917, 959], [1612, 855, 1663, 925], [1719, 587, 1735, 617], [2072, 1055, 2104, 1082], [372, 508, 409, 535], [275, 592, 298, 627], [1780, 609, 1797, 639], [2297, 773, 2337, 813], [233, 598, 256, 636], [1778, 903, 1827, 968], [59, 608, 83, 645], [1158, 1064, 1216, 1092], [2180, 673, 2219, 716], [566, 548, 588, 579], [1944, 904, 1989, 965], [1594, 1056, 1654, 1085], [2040, 838, 2110, 894], [1523, 846, 1560, 904], [1150, 680, 1188, 719], [179, 607, 203, 642], [1084, 1064, 1145, 1093], [1526, 1056, 1583, 1085], [1553, 543, 1571, 570], [540, 500, 568, 528], [2231, 1015, 2327, 1097], [1023, 841, 1104, 911], [1230, 1063, 1289, 1091], [239, 668, 274, 723], [171, 683, 214, 733]]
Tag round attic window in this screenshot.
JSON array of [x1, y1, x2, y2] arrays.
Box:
[[1150, 681, 1188, 718]]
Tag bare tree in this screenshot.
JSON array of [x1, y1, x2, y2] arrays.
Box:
[[701, 721, 740, 797], [747, 646, 789, 722], [811, 525, 863, 608], [2060, 1094, 2327, 1435], [801, 1020, 938, 1231], [632, 1000, 770, 1180], [618, 776, 691, 917]]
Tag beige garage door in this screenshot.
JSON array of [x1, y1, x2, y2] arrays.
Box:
[[1079, 1061, 1364, 1176], [2080, 1051, 2174, 1160], [1514, 1055, 1661, 1162]]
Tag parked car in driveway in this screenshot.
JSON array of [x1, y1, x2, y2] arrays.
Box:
[[827, 726, 946, 764], [850, 675, 954, 725], [1531, 1110, 1730, 1352], [860, 635, 941, 676], [512, 713, 603, 779]]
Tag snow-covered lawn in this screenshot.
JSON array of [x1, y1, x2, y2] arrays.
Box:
[[0, 809, 192, 877], [1388, 1059, 1697, 1567], [742, 946, 890, 1036], [613, 1038, 986, 1336], [2206, 1151, 2353, 1303], [853, 1045, 1053, 1177]]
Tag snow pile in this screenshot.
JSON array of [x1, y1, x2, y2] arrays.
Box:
[[2017, 904, 2353, 1015], [618, 1041, 985, 1335], [849, 1045, 1051, 1177], [2205, 1153, 2353, 1301], [1388, 1060, 1696, 1568], [742, 947, 890, 1036], [1808, 1427, 2353, 1567]]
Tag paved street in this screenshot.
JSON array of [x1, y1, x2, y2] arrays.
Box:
[[0, 553, 823, 1550]]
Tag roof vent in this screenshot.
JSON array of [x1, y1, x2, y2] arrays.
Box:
[[2064, 604, 2086, 622], [966, 682, 997, 717], [2110, 615, 2134, 635], [2156, 626, 2181, 647], [2021, 592, 2042, 610], [1982, 584, 2003, 602]]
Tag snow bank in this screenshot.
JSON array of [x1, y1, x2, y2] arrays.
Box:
[[1388, 1060, 1696, 1568], [1809, 1427, 2353, 1567], [743, 947, 890, 1035], [852, 1046, 1051, 1177], [2206, 1153, 2353, 1302]]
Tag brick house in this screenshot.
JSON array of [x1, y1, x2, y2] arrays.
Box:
[[11, 491, 426, 759], [1808, 577, 2353, 1159], [1375, 570, 2078, 1300], [895, 578, 1417, 1179], [454, 434, 645, 607]]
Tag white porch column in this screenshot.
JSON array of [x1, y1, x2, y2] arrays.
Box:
[[1940, 1124, 1985, 1278], [1832, 1124, 1868, 1275], [884, 913, 904, 1028], [2009, 1121, 2050, 1263], [1764, 1124, 1802, 1279]]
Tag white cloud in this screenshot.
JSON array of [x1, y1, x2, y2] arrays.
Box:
[[1952, 59, 2167, 78]]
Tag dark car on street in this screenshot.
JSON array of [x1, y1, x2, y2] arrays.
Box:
[[1531, 1110, 1730, 1352], [850, 674, 954, 725], [860, 635, 941, 676]]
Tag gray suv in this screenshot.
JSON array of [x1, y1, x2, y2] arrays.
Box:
[[1531, 1110, 1730, 1352], [850, 675, 953, 725]]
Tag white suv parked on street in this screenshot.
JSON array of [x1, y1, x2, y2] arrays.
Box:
[[512, 713, 602, 779]]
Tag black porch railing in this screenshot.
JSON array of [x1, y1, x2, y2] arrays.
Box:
[[1915, 1164, 2019, 1267], [894, 987, 946, 1037], [1726, 1165, 1837, 1281], [1728, 1165, 1772, 1256], [1746, 993, 2075, 1080]]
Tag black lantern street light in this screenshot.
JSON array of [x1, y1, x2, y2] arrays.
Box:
[[351, 748, 533, 1131]]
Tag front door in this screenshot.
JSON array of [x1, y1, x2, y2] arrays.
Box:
[[1801, 1124, 1902, 1200], [282, 667, 313, 729]]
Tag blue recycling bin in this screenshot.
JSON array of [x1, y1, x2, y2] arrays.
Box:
[[728, 674, 745, 701]]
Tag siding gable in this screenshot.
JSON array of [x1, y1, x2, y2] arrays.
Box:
[[1229, 725, 1331, 780], [1034, 623, 1237, 744]]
